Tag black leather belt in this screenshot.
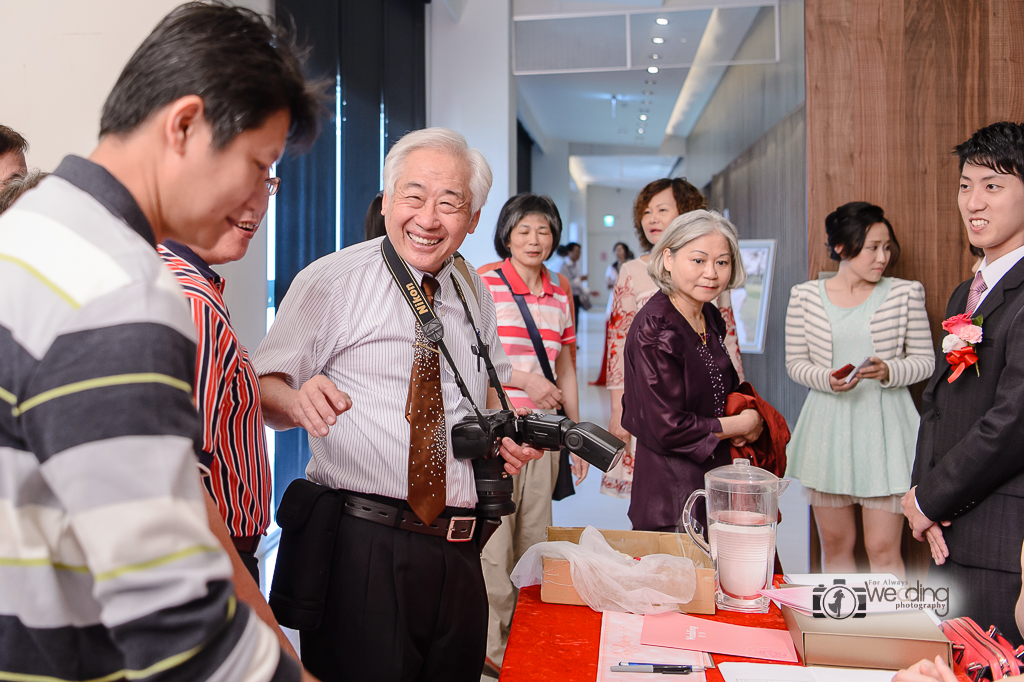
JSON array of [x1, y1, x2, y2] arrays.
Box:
[[340, 492, 478, 542]]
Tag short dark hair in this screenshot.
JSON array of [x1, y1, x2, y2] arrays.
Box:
[[493, 193, 563, 260], [955, 122, 1024, 182], [0, 170, 47, 215], [100, 2, 328, 152], [825, 201, 901, 266], [632, 178, 707, 252], [365, 192, 386, 241], [613, 241, 635, 261], [0, 125, 28, 157]]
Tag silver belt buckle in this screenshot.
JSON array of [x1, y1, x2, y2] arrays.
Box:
[[446, 516, 477, 542]]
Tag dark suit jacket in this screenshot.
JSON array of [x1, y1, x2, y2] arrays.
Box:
[[912, 257, 1024, 573]]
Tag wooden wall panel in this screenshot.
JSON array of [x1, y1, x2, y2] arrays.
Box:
[[708, 105, 808, 427], [806, 0, 1024, 343]]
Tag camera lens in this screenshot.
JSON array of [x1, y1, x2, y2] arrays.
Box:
[[472, 458, 517, 517]]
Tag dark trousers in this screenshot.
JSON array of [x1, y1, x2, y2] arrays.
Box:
[[573, 294, 581, 330], [300, 513, 488, 682], [237, 549, 259, 585], [931, 559, 1023, 646]]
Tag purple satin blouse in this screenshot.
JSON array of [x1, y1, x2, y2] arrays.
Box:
[[621, 290, 739, 531]]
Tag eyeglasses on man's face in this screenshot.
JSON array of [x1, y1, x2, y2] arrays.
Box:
[[265, 177, 281, 196]]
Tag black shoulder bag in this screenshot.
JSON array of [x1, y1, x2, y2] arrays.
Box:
[[495, 269, 576, 501]]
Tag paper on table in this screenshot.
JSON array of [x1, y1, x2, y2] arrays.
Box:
[[641, 613, 798, 662], [718, 662, 896, 682], [598, 611, 712, 682]]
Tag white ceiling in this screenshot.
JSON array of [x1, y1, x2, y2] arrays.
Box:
[[513, 0, 776, 186], [569, 155, 681, 189]]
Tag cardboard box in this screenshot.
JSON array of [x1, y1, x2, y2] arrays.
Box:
[[781, 605, 952, 670], [539, 527, 717, 614]]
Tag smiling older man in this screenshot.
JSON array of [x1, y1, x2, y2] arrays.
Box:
[[255, 127, 543, 682]]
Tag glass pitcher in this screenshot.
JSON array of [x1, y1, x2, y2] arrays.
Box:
[[682, 459, 789, 613]]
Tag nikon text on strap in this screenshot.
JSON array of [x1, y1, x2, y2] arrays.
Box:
[[380, 237, 512, 423]]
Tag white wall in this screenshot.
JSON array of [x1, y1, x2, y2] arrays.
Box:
[[682, 0, 805, 188], [584, 184, 643, 308], [1, 0, 272, 352], [531, 138, 571, 235], [426, 0, 516, 269]]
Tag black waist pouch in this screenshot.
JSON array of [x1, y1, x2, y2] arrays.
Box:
[[269, 479, 342, 631]]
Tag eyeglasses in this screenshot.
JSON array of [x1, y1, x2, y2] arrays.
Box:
[[265, 177, 281, 196]]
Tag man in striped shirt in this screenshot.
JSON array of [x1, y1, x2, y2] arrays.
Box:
[[159, 177, 277, 585], [0, 4, 323, 681]]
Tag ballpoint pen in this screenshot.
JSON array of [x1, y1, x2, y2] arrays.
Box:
[[610, 663, 706, 674]]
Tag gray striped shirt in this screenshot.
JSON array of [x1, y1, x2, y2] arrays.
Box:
[[253, 237, 512, 508]]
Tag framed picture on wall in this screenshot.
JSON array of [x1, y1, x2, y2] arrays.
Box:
[[732, 239, 776, 354]]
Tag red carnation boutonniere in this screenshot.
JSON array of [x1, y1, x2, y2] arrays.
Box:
[[941, 313, 983, 383]]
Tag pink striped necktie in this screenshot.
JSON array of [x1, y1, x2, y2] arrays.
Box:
[[966, 270, 987, 315]]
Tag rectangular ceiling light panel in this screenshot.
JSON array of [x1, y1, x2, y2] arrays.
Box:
[[514, 15, 628, 74]]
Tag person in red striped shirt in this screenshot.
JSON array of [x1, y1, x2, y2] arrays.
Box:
[[478, 193, 587, 673], [159, 175, 279, 585]]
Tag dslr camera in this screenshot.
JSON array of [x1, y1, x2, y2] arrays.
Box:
[[451, 411, 625, 517]]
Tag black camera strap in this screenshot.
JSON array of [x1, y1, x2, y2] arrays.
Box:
[[380, 238, 511, 429]]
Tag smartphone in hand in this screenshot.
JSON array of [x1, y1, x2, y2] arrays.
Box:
[[832, 357, 871, 383], [831, 364, 855, 380]]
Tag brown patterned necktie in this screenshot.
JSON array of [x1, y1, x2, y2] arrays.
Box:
[[406, 275, 447, 525]]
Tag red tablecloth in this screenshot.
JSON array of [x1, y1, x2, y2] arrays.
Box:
[[501, 584, 969, 682]]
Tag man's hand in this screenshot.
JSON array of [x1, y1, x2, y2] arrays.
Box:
[[856, 357, 890, 383], [901, 487, 951, 564], [290, 376, 352, 437], [901, 487, 935, 537], [522, 373, 564, 410], [498, 407, 547, 474], [892, 656, 958, 682], [570, 454, 589, 485]]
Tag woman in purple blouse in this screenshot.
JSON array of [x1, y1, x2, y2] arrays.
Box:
[[622, 210, 764, 532]]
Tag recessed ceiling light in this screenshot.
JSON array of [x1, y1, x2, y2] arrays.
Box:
[[656, 17, 668, 25], [680, 38, 687, 43], [642, 90, 654, 96], [644, 79, 656, 85], [642, 100, 652, 105], [652, 37, 664, 44], [647, 66, 659, 74], [651, 54, 660, 60], [638, 128, 645, 134], [639, 114, 648, 121]]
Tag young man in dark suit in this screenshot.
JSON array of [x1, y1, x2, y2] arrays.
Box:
[[905, 121, 1024, 644]]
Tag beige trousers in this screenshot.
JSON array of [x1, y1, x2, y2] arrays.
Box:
[[481, 448, 559, 666]]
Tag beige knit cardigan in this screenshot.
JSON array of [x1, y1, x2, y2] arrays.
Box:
[[785, 278, 935, 393]]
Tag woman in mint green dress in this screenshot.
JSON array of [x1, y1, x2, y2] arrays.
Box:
[[785, 202, 934, 578]]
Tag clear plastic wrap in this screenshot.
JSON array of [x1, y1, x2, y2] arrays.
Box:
[[510, 526, 697, 614]]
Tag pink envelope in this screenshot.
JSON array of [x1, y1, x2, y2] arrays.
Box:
[[640, 613, 799, 662]]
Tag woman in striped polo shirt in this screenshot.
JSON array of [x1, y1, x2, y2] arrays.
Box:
[[785, 202, 934, 578], [478, 193, 584, 673]]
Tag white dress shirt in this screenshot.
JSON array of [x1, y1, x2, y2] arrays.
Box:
[[975, 242, 1024, 309], [253, 237, 513, 508]]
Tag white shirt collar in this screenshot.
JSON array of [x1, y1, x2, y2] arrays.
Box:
[[978, 242, 1024, 292]]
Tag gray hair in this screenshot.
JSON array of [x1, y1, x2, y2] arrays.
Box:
[[382, 127, 493, 215], [647, 209, 746, 294], [0, 169, 47, 215]]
